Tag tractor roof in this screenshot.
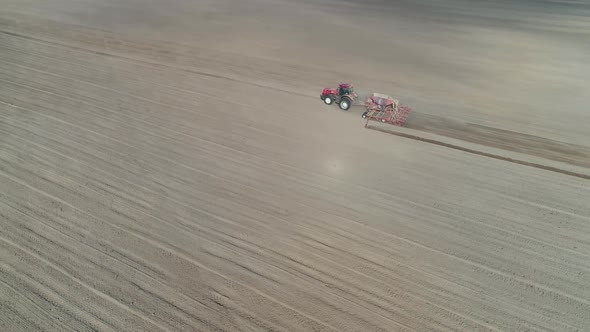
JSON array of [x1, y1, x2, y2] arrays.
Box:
[[339, 83, 352, 88]]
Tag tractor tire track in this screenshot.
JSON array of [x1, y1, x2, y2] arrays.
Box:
[[367, 125, 590, 180]]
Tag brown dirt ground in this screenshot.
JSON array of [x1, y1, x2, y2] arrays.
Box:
[[1, 0, 589, 331], [405, 112, 590, 169]]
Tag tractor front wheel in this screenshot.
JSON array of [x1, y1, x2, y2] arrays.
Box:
[[323, 96, 334, 105], [339, 97, 352, 111]]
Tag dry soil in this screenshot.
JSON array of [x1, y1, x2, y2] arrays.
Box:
[[1, 0, 589, 331]]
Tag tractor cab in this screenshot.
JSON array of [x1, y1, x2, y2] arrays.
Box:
[[338, 83, 353, 96]]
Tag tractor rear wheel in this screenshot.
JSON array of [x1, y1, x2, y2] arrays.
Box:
[[339, 97, 352, 111], [323, 96, 334, 105]]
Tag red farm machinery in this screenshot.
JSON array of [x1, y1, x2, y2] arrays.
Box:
[[362, 93, 412, 127], [320, 83, 358, 111]]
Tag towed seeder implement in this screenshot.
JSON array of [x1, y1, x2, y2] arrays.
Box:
[[362, 93, 412, 127]]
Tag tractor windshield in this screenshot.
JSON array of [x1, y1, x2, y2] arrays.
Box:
[[339, 86, 353, 95]]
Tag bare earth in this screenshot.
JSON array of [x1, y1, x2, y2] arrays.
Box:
[[404, 112, 590, 170], [1, 0, 589, 331]]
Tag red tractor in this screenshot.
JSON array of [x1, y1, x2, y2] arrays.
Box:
[[320, 83, 358, 111]]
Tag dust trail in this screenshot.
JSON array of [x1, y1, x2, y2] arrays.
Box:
[[366, 125, 590, 181], [404, 112, 590, 169]]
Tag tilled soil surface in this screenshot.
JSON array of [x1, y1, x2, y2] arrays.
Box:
[[1, 1, 589, 331], [405, 112, 590, 169]]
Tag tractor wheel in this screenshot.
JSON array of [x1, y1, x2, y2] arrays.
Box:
[[323, 96, 334, 105], [339, 97, 352, 111]]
